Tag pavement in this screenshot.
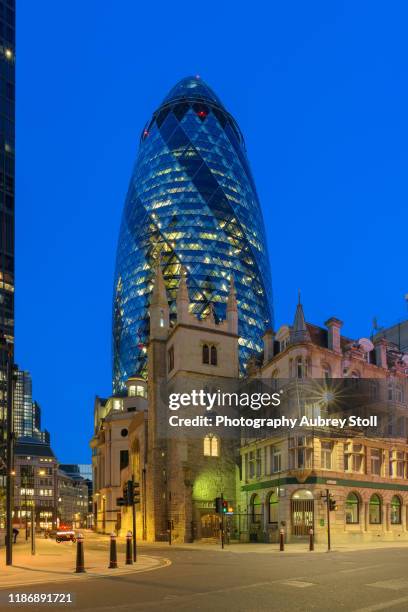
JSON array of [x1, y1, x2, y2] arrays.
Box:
[[0, 532, 171, 588]]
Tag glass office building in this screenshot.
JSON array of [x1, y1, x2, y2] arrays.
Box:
[[113, 76, 273, 392], [0, 0, 15, 469], [14, 370, 33, 438]]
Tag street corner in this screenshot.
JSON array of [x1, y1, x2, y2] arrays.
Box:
[[0, 554, 172, 589], [84, 554, 172, 578]]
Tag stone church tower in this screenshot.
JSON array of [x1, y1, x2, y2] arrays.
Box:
[[146, 264, 240, 542]]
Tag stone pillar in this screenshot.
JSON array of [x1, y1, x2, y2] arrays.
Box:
[[385, 503, 390, 531], [363, 502, 368, 532]]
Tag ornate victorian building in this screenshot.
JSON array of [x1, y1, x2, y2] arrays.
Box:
[[92, 269, 408, 544]]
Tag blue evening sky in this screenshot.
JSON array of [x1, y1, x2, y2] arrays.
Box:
[[16, 1, 408, 462]]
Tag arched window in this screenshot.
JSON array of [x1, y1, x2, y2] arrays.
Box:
[[391, 495, 402, 524], [345, 492, 360, 524], [369, 494, 382, 524], [202, 344, 209, 364], [210, 345, 217, 366], [251, 493, 262, 524], [159, 309, 165, 328], [268, 491, 279, 524], [203, 434, 219, 457]]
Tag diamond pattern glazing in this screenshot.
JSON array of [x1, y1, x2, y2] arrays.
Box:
[[113, 77, 273, 392]]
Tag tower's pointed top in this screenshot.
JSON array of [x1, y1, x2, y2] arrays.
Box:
[[176, 267, 189, 303], [227, 275, 237, 311], [150, 261, 168, 307], [291, 294, 311, 344], [162, 76, 223, 107]]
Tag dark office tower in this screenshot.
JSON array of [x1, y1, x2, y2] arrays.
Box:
[[0, 1, 15, 456], [113, 76, 273, 392], [14, 370, 33, 438]]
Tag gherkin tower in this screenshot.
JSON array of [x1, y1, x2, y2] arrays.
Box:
[[113, 76, 273, 392]]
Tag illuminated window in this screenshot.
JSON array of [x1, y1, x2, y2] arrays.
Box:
[[268, 492, 279, 523], [203, 434, 219, 457], [389, 449, 407, 478], [391, 495, 402, 524], [369, 494, 381, 524], [344, 442, 365, 473], [270, 446, 281, 473], [320, 441, 333, 469], [370, 448, 382, 475], [345, 492, 359, 524], [289, 436, 313, 469], [250, 493, 262, 524]]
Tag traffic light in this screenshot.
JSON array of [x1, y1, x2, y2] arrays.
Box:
[[214, 497, 223, 514], [133, 481, 141, 505], [329, 496, 337, 511], [222, 500, 228, 514], [125, 480, 134, 506]]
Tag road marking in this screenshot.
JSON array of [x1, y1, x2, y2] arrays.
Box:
[[354, 595, 408, 611], [74, 577, 312, 611], [281, 580, 314, 588], [367, 578, 408, 591], [340, 564, 384, 574]]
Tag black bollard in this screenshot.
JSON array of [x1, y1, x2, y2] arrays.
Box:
[[125, 531, 133, 565], [109, 532, 118, 569], [309, 528, 314, 551], [75, 533, 85, 573], [279, 528, 284, 552]]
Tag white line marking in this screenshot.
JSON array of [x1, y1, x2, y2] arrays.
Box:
[[354, 595, 408, 612]]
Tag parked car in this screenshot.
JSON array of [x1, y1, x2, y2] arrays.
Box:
[[55, 530, 76, 543]]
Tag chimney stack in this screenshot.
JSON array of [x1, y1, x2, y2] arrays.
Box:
[[325, 318, 343, 353]]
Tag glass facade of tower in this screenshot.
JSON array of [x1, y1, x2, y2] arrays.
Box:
[[113, 76, 273, 392], [0, 0, 14, 466], [14, 370, 33, 439]]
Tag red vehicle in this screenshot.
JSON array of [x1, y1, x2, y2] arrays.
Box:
[[56, 530, 76, 543]]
